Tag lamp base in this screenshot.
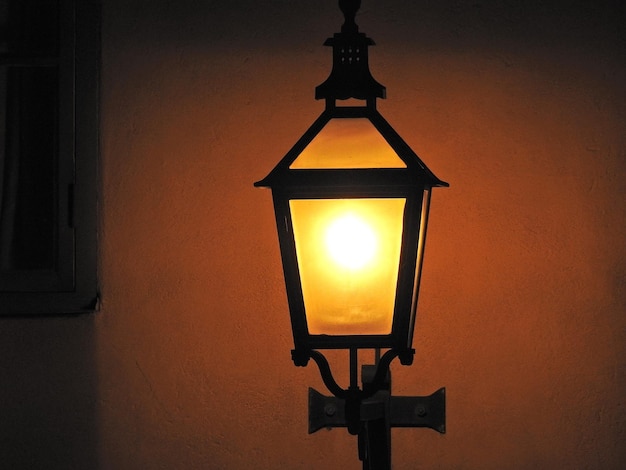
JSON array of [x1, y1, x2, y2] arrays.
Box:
[[309, 385, 445, 469]]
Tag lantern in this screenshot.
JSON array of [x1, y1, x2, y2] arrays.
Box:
[[255, 2, 447, 362], [255, 1, 448, 467]]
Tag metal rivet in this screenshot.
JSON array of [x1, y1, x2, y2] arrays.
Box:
[[324, 404, 337, 417]]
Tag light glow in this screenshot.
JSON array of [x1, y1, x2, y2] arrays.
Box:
[[325, 213, 377, 270]]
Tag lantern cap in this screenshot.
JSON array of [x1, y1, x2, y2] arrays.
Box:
[[315, 1, 385, 101], [315, 32, 386, 102]]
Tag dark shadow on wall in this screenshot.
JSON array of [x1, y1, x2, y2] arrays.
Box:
[[0, 316, 98, 469]]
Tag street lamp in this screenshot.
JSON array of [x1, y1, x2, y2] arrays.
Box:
[[255, 1, 448, 468]]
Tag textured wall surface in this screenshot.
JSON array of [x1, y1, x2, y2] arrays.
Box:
[[1, 1, 625, 469]]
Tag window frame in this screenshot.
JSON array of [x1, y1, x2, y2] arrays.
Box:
[[0, 0, 100, 315]]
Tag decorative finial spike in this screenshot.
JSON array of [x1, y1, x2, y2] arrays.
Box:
[[339, 0, 360, 33]]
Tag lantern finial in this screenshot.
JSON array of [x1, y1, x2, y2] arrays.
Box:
[[339, 0, 361, 33]]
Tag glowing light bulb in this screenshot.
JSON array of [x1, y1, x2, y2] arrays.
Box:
[[325, 214, 377, 270]]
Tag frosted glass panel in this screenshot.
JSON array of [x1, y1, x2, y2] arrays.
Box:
[[290, 198, 406, 335], [290, 119, 406, 169]]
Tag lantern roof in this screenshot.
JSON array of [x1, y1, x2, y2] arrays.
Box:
[[254, 105, 449, 190]]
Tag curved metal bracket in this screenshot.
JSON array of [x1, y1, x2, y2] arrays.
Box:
[[309, 350, 348, 398], [362, 349, 400, 398], [301, 348, 415, 400]]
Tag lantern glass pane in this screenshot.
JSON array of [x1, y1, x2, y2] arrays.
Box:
[[408, 189, 431, 343], [290, 198, 406, 335], [289, 118, 406, 169]]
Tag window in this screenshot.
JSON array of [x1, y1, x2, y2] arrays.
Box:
[[0, 0, 99, 314]]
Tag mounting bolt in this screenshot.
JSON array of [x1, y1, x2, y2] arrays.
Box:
[[415, 405, 427, 418], [324, 404, 337, 417]]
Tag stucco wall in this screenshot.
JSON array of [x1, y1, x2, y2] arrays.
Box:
[[1, 1, 625, 469]]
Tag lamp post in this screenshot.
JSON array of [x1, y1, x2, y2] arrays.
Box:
[[255, 1, 448, 468]]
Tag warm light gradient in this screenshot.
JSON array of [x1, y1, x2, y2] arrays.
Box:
[[290, 198, 406, 335], [289, 118, 406, 169]]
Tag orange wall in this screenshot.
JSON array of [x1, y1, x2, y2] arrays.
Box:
[[1, 1, 625, 469]]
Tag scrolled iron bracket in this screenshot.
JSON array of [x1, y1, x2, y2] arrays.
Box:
[[295, 348, 412, 400]]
